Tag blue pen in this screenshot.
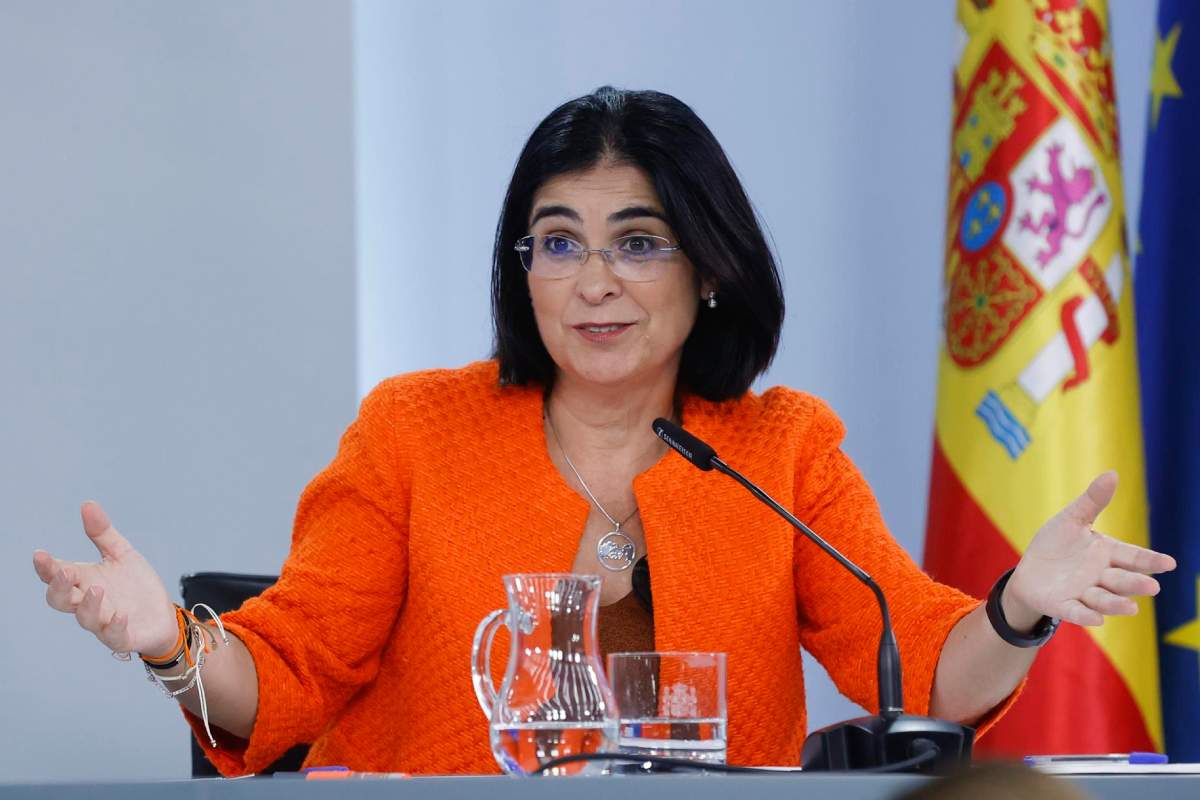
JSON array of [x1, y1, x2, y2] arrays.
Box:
[[1024, 752, 1168, 765]]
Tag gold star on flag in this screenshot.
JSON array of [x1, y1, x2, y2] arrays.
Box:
[[1151, 23, 1184, 129], [1164, 576, 1200, 653]]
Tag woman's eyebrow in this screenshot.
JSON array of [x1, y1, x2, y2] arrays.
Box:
[[608, 206, 667, 223], [529, 205, 580, 226]]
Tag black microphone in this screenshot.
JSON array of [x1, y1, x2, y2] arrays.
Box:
[[651, 418, 716, 470], [652, 418, 972, 773]]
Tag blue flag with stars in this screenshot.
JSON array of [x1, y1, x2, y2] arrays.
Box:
[[1137, 0, 1200, 763]]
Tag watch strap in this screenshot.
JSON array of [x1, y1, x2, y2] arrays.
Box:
[[986, 567, 1059, 648]]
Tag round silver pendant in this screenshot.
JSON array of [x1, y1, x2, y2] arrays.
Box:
[[596, 531, 637, 572]]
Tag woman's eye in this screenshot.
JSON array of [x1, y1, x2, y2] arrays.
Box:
[[542, 236, 577, 256], [620, 236, 657, 255]]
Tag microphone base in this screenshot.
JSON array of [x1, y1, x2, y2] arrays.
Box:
[[801, 714, 974, 773]]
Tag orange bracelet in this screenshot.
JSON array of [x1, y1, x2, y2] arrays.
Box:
[[140, 605, 187, 666], [179, 607, 210, 666]]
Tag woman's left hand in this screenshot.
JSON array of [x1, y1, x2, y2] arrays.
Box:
[[1003, 471, 1177, 629]]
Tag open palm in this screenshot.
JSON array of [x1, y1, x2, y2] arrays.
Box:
[[33, 501, 179, 657], [1007, 472, 1176, 627]]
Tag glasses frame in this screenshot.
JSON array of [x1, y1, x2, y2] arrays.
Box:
[[513, 233, 682, 281]]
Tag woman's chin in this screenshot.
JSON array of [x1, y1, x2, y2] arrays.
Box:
[[559, 356, 649, 390]]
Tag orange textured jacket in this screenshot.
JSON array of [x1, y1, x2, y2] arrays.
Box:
[[190, 361, 1008, 775]]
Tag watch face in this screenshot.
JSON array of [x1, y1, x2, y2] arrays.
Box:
[[1037, 617, 1061, 641]]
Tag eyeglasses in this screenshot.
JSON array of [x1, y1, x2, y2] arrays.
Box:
[[514, 234, 681, 282]]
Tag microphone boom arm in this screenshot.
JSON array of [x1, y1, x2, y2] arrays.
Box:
[[651, 417, 972, 771], [710, 456, 904, 719]]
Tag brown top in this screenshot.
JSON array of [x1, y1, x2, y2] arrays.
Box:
[[598, 590, 655, 663]]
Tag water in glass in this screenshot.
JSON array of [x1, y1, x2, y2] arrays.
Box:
[[492, 721, 616, 776], [618, 717, 727, 762]]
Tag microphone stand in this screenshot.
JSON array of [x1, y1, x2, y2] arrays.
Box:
[[653, 419, 973, 773]]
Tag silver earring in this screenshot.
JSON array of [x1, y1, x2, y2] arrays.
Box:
[[706, 291, 717, 309]]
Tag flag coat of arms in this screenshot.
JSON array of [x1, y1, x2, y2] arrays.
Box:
[[925, 0, 1161, 755]]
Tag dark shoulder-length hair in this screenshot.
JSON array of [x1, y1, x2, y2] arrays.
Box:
[[491, 86, 785, 402]]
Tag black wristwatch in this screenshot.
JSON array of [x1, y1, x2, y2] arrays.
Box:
[[986, 567, 1060, 648]]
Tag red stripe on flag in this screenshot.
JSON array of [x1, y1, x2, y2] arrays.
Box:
[[924, 438, 1154, 756]]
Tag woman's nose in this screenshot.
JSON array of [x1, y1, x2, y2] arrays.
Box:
[[575, 252, 622, 303]]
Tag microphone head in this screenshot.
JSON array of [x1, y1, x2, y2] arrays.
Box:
[[652, 418, 717, 471]]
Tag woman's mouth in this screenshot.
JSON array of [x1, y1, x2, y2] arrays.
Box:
[[573, 322, 633, 343]]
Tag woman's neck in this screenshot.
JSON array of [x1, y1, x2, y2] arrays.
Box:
[[544, 371, 677, 474]]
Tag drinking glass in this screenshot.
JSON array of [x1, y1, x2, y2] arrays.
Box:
[[607, 652, 727, 766]]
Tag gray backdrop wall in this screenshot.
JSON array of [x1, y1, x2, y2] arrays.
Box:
[[2, 0, 1153, 782], [1, 0, 356, 782]]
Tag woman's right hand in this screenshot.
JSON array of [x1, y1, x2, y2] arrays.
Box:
[[33, 501, 181, 658]]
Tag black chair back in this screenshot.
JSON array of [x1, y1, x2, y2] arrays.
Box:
[[179, 572, 309, 777]]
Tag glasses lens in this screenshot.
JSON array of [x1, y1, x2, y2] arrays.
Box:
[[615, 234, 669, 261], [522, 235, 583, 277], [612, 235, 674, 281]]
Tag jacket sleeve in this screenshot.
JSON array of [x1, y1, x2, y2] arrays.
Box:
[[185, 380, 411, 774], [791, 397, 1019, 733]]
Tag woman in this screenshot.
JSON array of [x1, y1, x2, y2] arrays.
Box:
[[32, 87, 1174, 775]]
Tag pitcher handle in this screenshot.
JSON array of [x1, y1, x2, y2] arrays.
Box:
[[471, 608, 507, 719]]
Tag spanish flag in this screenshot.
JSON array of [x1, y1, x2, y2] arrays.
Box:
[[924, 0, 1161, 755]]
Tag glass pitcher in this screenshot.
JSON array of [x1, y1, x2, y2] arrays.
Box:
[[472, 573, 618, 776]]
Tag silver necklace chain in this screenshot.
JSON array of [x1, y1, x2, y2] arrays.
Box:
[[545, 412, 639, 572]]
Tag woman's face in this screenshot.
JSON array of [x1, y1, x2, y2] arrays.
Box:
[[526, 162, 708, 391]]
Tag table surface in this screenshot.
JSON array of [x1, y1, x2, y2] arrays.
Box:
[[2, 773, 1199, 800]]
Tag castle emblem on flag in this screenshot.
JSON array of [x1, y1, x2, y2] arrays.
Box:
[[955, 69, 1028, 182]]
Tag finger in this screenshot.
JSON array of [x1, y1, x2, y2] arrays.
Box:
[[1098, 567, 1161, 597], [32, 550, 62, 584], [1081, 586, 1138, 617], [46, 567, 85, 612], [75, 585, 107, 633], [1106, 538, 1177, 574], [1058, 598, 1104, 627], [80, 501, 132, 561], [98, 611, 131, 653], [1063, 471, 1118, 526]]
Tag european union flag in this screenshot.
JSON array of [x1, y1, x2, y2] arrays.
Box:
[[1137, 0, 1200, 763]]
